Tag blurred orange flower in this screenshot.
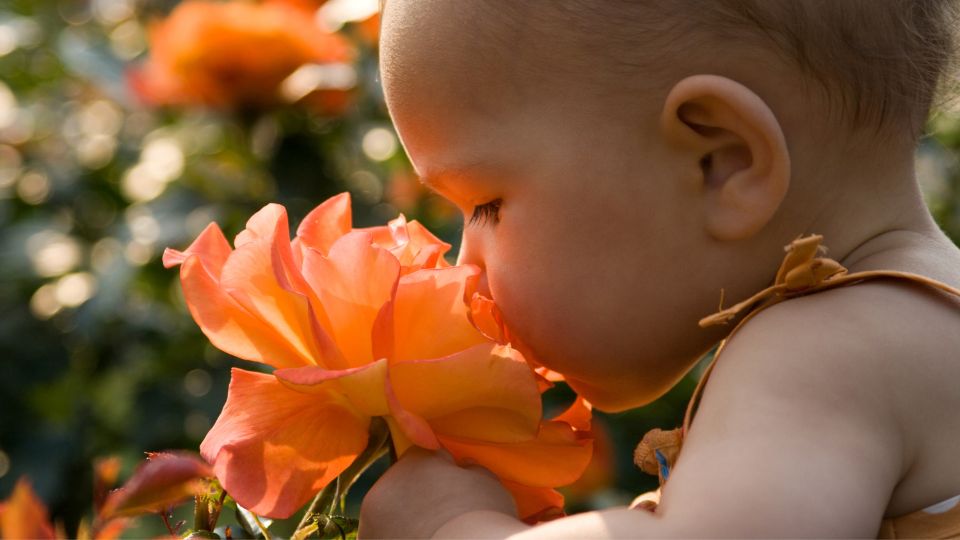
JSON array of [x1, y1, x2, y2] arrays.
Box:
[[0, 478, 127, 540], [353, 11, 381, 49], [130, 1, 354, 113], [266, 0, 380, 48], [164, 193, 593, 520], [0, 479, 56, 540]]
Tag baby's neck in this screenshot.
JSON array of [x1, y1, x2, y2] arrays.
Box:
[[799, 153, 949, 275]]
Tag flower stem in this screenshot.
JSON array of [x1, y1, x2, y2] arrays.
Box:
[[293, 417, 392, 534], [253, 513, 272, 540], [194, 494, 210, 531], [160, 511, 176, 535], [207, 489, 227, 531]]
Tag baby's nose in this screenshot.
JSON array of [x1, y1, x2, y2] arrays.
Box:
[[471, 270, 492, 299], [456, 234, 492, 298], [455, 232, 481, 267]]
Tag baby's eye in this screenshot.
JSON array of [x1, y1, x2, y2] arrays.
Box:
[[468, 198, 502, 226]]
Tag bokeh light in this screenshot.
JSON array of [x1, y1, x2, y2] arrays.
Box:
[[362, 126, 398, 162], [28, 231, 82, 277]]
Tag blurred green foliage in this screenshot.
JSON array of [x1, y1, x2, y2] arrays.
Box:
[[1, 0, 959, 536]]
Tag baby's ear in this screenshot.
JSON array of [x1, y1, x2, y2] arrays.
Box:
[[660, 75, 790, 241]]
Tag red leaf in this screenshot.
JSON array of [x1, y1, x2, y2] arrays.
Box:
[[100, 451, 212, 519]]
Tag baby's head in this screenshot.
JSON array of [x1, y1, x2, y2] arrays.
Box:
[[379, 0, 957, 411]]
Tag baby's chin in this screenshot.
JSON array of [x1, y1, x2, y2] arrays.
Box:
[[506, 333, 669, 412], [563, 374, 665, 413]]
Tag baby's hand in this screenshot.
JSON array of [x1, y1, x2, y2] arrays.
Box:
[[358, 448, 518, 538]]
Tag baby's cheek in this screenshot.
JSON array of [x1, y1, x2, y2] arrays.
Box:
[[488, 201, 642, 375], [491, 263, 593, 375]]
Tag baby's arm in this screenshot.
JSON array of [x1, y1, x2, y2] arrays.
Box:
[[363, 302, 905, 538]]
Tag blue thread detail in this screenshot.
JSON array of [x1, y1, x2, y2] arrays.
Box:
[[654, 449, 670, 481]]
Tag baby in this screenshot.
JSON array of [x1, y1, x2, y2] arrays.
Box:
[[360, 0, 960, 537]]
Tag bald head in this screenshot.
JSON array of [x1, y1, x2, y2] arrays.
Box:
[[379, 0, 642, 176], [383, 0, 958, 145]]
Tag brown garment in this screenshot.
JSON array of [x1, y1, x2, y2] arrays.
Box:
[[632, 234, 960, 539]]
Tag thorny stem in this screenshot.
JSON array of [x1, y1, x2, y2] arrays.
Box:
[[296, 477, 340, 533], [208, 489, 228, 530], [160, 511, 176, 535], [294, 417, 392, 535]]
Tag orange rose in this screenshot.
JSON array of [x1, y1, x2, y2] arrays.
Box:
[[0, 478, 128, 540], [353, 11, 381, 49], [130, 1, 354, 113], [0, 479, 56, 540], [164, 193, 593, 520]]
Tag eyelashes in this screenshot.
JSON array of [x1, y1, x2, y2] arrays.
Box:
[[468, 198, 502, 226]]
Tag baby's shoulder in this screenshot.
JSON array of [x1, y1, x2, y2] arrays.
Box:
[[703, 282, 913, 426], [738, 277, 960, 369], [719, 277, 960, 399], [708, 277, 960, 514]]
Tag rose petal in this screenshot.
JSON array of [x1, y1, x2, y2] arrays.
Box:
[[468, 293, 506, 343], [385, 373, 440, 450], [162, 222, 232, 272], [362, 216, 451, 272], [201, 369, 369, 518], [295, 192, 352, 256], [357, 224, 395, 248], [536, 367, 567, 383], [220, 233, 333, 367], [235, 204, 326, 312], [301, 232, 399, 368], [386, 266, 487, 363], [178, 256, 311, 368], [404, 219, 451, 268], [234, 203, 285, 247], [439, 420, 593, 488], [501, 481, 566, 524], [407, 244, 450, 274], [274, 359, 389, 417], [384, 417, 414, 457], [551, 396, 592, 434], [167, 210, 333, 368], [387, 213, 410, 247], [389, 343, 541, 443]]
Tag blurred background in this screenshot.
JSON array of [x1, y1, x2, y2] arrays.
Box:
[[1, 0, 959, 536]]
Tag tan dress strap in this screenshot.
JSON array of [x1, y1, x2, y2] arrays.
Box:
[[685, 234, 960, 432], [699, 234, 960, 328], [635, 234, 960, 485]]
